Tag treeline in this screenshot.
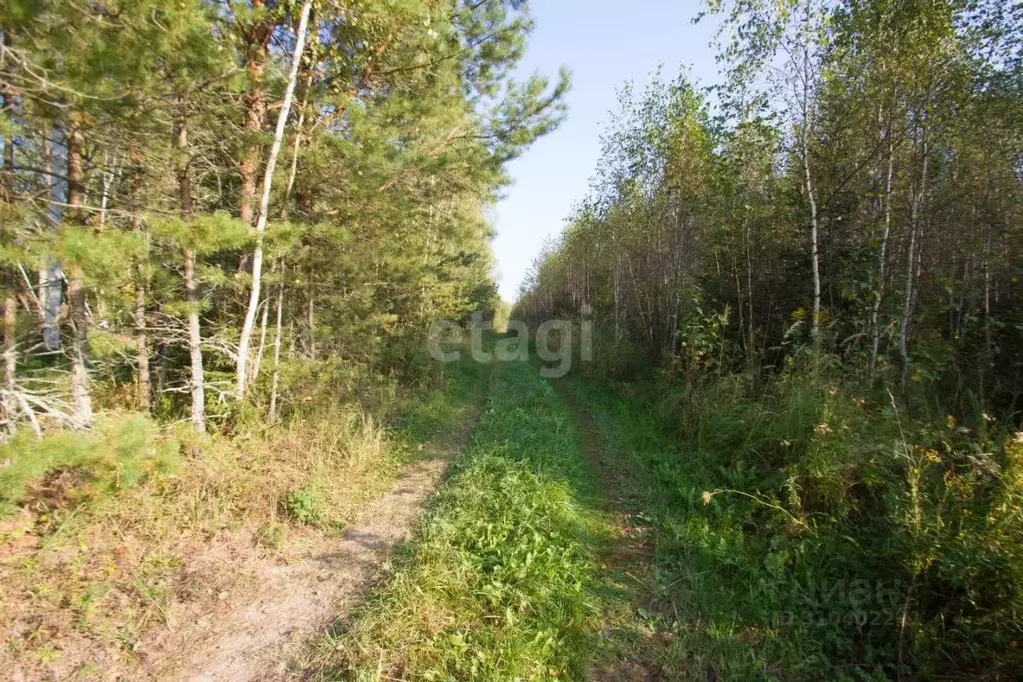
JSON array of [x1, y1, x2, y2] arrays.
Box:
[[518, 0, 1021, 408], [0, 0, 565, 434], [516, 0, 1023, 676]]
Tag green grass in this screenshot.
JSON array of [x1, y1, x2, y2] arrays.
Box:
[[560, 364, 1023, 680], [558, 376, 901, 680], [313, 360, 616, 680], [0, 355, 491, 678]]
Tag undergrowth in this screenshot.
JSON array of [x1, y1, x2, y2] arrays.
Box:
[[566, 353, 1023, 680], [0, 356, 485, 677]]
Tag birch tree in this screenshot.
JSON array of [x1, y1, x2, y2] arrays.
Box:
[[236, 0, 312, 399]]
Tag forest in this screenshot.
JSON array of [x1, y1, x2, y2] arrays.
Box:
[[1, 0, 1022, 680], [0, 0, 565, 433], [516, 0, 1023, 678], [0, 0, 568, 677]]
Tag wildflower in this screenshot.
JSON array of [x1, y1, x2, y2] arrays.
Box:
[[946, 415, 957, 429], [983, 413, 996, 423], [701, 491, 714, 505], [780, 439, 792, 447], [1015, 432, 1023, 445], [814, 423, 832, 436]]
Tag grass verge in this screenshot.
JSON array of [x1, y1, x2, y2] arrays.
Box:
[[0, 357, 485, 679], [561, 366, 1023, 680]]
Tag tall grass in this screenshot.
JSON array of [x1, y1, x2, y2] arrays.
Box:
[[567, 354, 1023, 679], [0, 356, 487, 676]]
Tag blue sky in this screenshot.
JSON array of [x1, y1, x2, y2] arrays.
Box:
[[492, 1, 723, 301]]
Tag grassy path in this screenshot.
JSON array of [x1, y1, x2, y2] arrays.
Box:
[[305, 360, 675, 681], [549, 379, 665, 681], [142, 360, 491, 681], [307, 361, 597, 679], [0, 361, 493, 681], [171, 366, 488, 681]]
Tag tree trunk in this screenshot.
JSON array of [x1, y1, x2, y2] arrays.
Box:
[[239, 0, 274, 229], [613, 252, 621, 343], [982, 218, 993, 397], [154, 342, 168, 397], [184, 250, 205, 433], [870, 123, 895, 373], [899, 133, 929, 385], [280, 62, 313, 223], [2, 79, 16, 428], [177, 106, 206, 433], [3, 273, 15, 431], [797, 9, 822, 343], [134, 280, 149, 409], [268, 274, 285, 421], [745, 217, 755, 354], [307, 277, 316, 359], [236, 0, 313, 399], [802, 108, 821, 342], [40, 126, 61, 351], [253, 294, 269, 382], [128, 143, 150, 410], [66, 121, 93, 426]]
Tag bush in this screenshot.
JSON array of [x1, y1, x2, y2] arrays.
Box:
[[0, 414, 179, 518]]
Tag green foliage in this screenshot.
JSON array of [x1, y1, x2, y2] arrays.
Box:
[[45, 227, 144, 285], [513, 10, 1023, 674], [283, 488, 320, 526], [565, 359, 1023, 678], [0, 415, 179, 518], [148, 212, 252, 255], [0, 0, 568, 437]]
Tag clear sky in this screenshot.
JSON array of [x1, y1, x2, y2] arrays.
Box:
[[492, 1, 723, 302]]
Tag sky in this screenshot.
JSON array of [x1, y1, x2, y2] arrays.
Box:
[[491, 1, 724, 302]]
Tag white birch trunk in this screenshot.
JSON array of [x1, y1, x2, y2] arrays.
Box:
[[237, 0, 313, 399]]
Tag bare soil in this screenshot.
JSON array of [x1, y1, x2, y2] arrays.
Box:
[[154, 402, 483, 682]]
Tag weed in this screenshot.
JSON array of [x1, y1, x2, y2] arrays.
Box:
[[284, 488, 321, 526], [255, 520, 288, 550], [564, 357, 1023, 679], [0, 357, 488, 678]]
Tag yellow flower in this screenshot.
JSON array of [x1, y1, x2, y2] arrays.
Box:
[[701, 491, 714, 505]]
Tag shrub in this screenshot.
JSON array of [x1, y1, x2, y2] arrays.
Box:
[[0, 414, 179, 518]]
